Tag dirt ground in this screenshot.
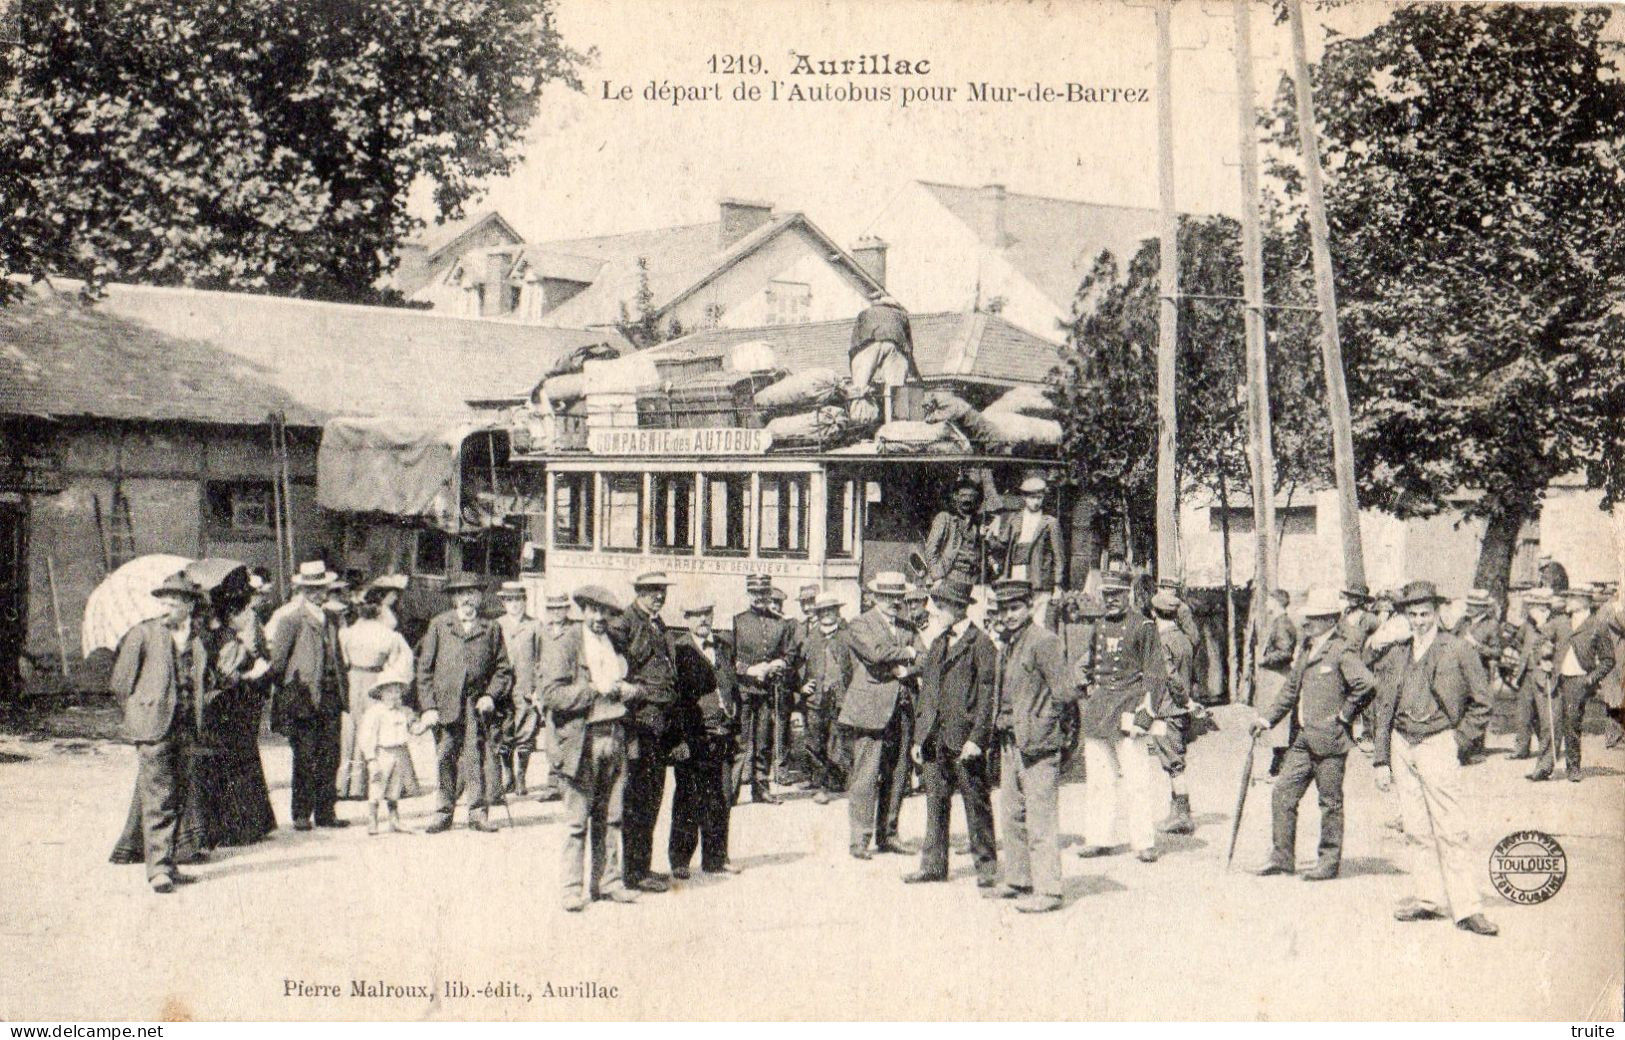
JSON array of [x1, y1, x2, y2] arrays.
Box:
[[1, 703, 1620, 1022]]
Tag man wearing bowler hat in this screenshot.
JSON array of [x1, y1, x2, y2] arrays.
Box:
[[542, 585, 638, 911], [982, 579, 1076, 912], [990, 476, 1066, 629], [839, 571, 922, 858], [1250, 588, 1377, 881], [612, 571, 678, 892], [1373, 580, 1497, 936], [268, 560, 351, 832], [904, 577, 998, 888], [668, 602, 741, 878], [415, 572, 513, 834], [110, 572, 210, 893]]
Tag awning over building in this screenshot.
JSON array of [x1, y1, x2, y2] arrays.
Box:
[[317, 417, 495, 532]]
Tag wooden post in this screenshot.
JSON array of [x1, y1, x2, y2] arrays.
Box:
[[1153, 0, 1181, 583], [1231, 0, 1279, 605], [1287, 0, 1366, 590]]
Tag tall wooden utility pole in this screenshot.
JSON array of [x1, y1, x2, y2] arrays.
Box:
[[1153, 0, 1180, 582], [1230, 0, 1278, 601], [1287, 0, 1365, 590]]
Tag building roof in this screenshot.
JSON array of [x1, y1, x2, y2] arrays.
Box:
[[918, 181, 1162, 312], [0, 284, 626, 427], [412, 211, 524, 260], [645, 310, 1062, 386]]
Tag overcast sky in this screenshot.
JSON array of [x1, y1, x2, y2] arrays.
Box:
[[438, 0, 1404, 246]]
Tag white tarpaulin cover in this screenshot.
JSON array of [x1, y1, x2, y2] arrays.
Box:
[[318, 417, 490, 532]]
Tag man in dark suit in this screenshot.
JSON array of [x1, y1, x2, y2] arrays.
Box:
[[415, 573, 514, 834], [1374, 580, 1497, 936], [922, 481, 992, 586], [1251, 588, 1376, 881], [1531, 588, 1617, 783], [531, 593, 576, 803], [838, 571, 920, 858], [268, 560, 350, 832], [668, 603, 741, 879], [904, 577, 998, 887], [1506, 588, 1556, 760], [109, 572, 210, 893], [801, 594, 854, 803], [731, 574, 795, 804], [989, 476, 1066, 629], [611, 571, 678, 893]]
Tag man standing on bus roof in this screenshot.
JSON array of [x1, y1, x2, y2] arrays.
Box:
[[731, 574, 795, 805], [611, 571, 678, 893], [850, 294, 917, 423]]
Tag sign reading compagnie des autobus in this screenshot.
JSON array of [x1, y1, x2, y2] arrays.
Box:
[[587, 427, 772, 455]]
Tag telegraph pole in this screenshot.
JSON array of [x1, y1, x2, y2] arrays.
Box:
[[1287, 0, 1366, 590], [1153, 0, 1181, 582], [1231, 0, 1279, 604]]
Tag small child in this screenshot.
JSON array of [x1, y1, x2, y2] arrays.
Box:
[[358, 661, 422, 835]]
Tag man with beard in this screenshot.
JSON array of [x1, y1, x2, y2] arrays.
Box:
[[668, 603, 742, 879], [839, 572, 921, 858], [268, 561, 351, 832], [415, 573, 513, 834], [611, 571, 678, 893], [1076, 568, 1170, 864], [904, 577, 998, 888]]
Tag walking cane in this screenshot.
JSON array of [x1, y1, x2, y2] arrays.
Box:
[[771, 670, 786, 790], [477, 707, 514, 829], [1225, 732, 1260, 870], [1543, 675, 1561, 765]]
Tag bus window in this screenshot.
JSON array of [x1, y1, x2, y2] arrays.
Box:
[[553, 472, 594, 549], [602, 473, 644, 551], [704, 474, 750, 555], [651, 472, 696, 554], [759, 473, 810, 558], [826, 476, 859, 559]]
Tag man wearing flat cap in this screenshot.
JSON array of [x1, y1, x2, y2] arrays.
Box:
[[495, 581, 542, 798], [668, 603, 741, 878], [1250, 588, 1377, 881], [905, 577, 999, 888], [110, 572, 210, 893], [268, 560, 351, 833], [801, 594, 854, 803], [542, 585, 638, 911], [983, 579, 1077, 912], [415, 573, 514, 834], [731, 574, 796, 804], [611, 571, 679, 893], [530, 593, 576, 802], [989, 476, 1066, 630], [1373, 580, 1497, 936], [839, 571, 923, 858]]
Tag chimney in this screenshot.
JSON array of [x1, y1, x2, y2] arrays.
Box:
[[719, 198, 774, 249], [982, 183, 1011, 248], [851, 236, 888, 288]]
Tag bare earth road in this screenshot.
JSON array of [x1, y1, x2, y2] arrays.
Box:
[[2, 706, 1620, 1021]]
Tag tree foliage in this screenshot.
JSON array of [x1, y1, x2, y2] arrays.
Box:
[[0, 0, 588, 303], [1263, 3, 1625, 588]]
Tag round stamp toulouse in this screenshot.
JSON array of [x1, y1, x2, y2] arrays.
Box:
[[1489, 830, 1567, 905]]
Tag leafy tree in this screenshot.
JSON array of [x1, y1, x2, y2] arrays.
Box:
[[0, 0, 588, 303], [1263, 3, 1625, 598]]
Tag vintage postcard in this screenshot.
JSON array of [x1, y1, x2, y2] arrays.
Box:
[[1, 0, 1621, 1024]]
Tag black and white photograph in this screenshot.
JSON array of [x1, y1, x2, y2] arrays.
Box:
[[0, 0, 1621, 1024]]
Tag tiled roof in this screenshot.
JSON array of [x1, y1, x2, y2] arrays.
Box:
[[644, 311, 1062, 386], [0, 284, 626, 427], [920, 181, 1162, 312]]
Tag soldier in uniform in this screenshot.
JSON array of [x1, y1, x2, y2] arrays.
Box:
[[494, 582, 542, 797], [1251, 588, 1376, 881], [801, 594, 853, 803], [731, 574, 795, 804], [982, 579, 1077, 912], [838, 572, 921, 858], [1150, 590, 1199, 837], [1076, 568, 1170, 864], [668, 603, 741, 878], [611, 571, 677, 893]]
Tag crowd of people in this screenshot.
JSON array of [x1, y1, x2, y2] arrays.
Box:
[[105, 481, 1621, 932]]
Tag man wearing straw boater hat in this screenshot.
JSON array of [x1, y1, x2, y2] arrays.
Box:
[[268, 561, 351, 833], [542, 584, 638, 911], [839, 570, 922, 858], [1249, 588, 1377, 881], [494, 581, 542, 798], [109, 571, 209, 893], [982, 578, 1076, 913], [1373, 580, 1497, 936], [904, 576, 998, 889], [415, 572, 513, 834], [613, 571, 679, 894]]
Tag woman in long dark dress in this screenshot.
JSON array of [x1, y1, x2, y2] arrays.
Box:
[[110, 592, 275, 865]]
